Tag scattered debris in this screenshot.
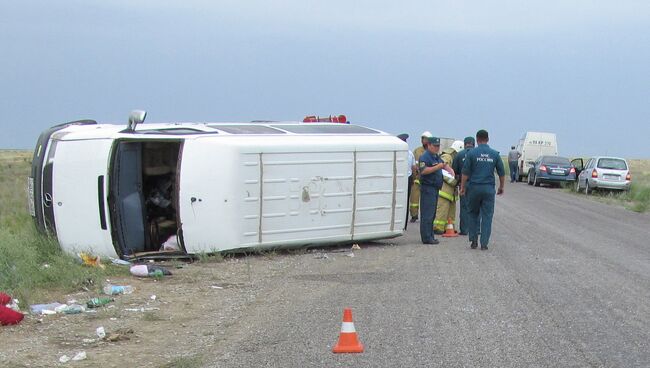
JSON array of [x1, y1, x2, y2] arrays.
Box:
[[30, 303, 64, 315], [150, 295, 157, 301], [104, 328, 135, 342], [345, 252, 355, 258], [1, 293, 24, 326], [61, 304, 85, 314], [59, 355, 71, 363], [351, 244, 361, 250], [314, 253, 329, 260], [160, 235, 180, 251], [210, 285, 224, 290], [130, 264, 172, 278], [71, 351, 87, 361], [110, 257, 132, 266], [103, 284, 134, 295], [124, 307, 160, 312], [96, 326, 106, 339], [78, 252, 105, 269], [87, 297, 113, 309]]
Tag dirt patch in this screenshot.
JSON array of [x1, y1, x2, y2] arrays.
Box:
[[0, 255, 301, 368]]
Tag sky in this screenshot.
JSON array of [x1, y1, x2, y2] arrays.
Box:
[[1, 0, 649, 157]]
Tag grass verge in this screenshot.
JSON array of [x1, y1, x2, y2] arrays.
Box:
[[0, 150, 126, 305]]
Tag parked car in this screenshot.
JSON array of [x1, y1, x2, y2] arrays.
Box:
[[526, 155, 576, 187], [515, 132, 558, 182], [29, 111, 408, 259], [571, 156, 631, 194]]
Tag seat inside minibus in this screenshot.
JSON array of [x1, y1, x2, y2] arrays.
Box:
[[110, 140, 183, 256]]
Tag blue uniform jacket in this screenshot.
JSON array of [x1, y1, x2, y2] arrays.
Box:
[[419, 150, 444, 189], [461, 144, 505, 185], [452, 148, 471, 182]]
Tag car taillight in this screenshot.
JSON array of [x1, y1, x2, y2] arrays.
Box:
[[626, 172, 631, 181], [540, 165, 547, 172], [591, 169, 598, 178], [569, 167, 576, 174]]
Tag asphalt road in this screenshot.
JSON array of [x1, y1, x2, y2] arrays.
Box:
[[206, 183, 650, 368]]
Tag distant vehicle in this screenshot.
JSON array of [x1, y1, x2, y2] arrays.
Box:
[[29, 111, 408, 259], [516, 132, 558, 182], [571, 156, 631, 194], [526, 156, 576, 187]]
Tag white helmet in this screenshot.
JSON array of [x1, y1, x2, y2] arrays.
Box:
[[421, 131, 433, 138], [451, 140, 464, 153]]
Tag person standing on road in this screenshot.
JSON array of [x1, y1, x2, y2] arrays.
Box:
[[418, 136, 449, 245], [398, 133, 417, 231], [433, 142, 460, 234], [409, 131, 433, 223], [460, 130, 505, 250], [452, 136, 475, 236], [507, 146, 521, 183]]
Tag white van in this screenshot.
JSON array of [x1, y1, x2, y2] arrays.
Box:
[[515, 132, 558, 182], [29, 111, 408, 259]]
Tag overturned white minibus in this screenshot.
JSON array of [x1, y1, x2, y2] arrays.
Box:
[[29, 112, 408, 259]]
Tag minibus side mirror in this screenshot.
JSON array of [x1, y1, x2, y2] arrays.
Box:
[[126, 110, 147, 132]]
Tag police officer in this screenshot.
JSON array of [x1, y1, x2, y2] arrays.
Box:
[[459, 130, 505, 250], [452, 136, 475, 235], [418, 136, 449, 245]]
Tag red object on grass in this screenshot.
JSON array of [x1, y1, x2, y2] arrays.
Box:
[[0, 292, 11, 305], [0, 305, 24, 325]]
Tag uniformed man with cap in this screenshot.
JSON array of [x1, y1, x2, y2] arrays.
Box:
[[409, 131, 433, 223], [418, 136, 450, 245], [459, 130, 505, 250], [451, 136, 475, 235]]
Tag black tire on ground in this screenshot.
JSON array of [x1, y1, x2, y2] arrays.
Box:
[[534, 175, 541, 187]]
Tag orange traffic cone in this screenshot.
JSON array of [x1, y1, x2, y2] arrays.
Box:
[[442, 219, 458, 238], [332, 308, 364, 353]]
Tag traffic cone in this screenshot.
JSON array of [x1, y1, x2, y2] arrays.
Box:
[[442, 219, 458, 238], [332, 308, 364, 353]]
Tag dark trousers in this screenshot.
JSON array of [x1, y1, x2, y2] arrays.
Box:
[[405, 175, 413, 230], [459, 188, 470, 235], [468, 184, 495, 247], [419, 185, 439, 243], [509, 161, 518, 182]]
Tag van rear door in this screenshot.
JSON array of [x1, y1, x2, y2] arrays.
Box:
[[52, 139, 117, 257]]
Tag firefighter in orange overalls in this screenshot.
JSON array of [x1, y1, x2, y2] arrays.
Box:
[[409, 131, 433, 222]]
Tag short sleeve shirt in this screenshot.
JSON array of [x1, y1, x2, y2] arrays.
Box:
[[462, 144, 505, 185], [419, 150, 444, 188], [407, 150, 415, 177]]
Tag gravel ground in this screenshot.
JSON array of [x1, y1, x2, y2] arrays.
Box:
[[2, 182, 649, 367]]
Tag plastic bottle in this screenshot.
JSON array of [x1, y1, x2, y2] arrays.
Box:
[[86, 297, 113, 308], [103, 285, 134, 295]]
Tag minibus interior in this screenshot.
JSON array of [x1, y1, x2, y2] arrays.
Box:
[[109, 140, 184, 257]]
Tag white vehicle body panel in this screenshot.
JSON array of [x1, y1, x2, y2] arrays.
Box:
[[32, 121, 407, 258], [179, 135, 406, 253], [51, 139, 117, 257], [516, 132, 558, 180]]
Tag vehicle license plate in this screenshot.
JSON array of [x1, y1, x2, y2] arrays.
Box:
[[552, 169, 564, 175], [603, 174, 619, 180], [27, 177, 35, 216]]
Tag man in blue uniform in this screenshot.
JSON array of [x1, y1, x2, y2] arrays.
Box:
[[459, 130, 505, 250], [418, 136, 449, 245], [451, 136, 475, 236]]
